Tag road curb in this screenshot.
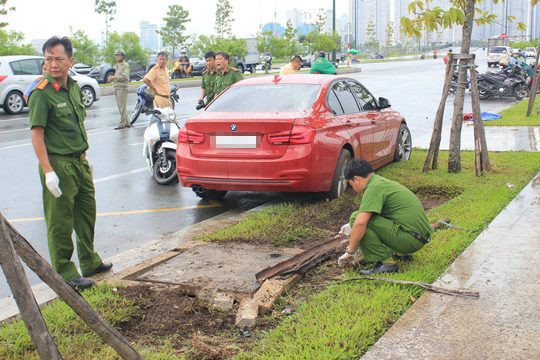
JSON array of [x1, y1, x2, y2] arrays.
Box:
[[98, 67, 362, 96]]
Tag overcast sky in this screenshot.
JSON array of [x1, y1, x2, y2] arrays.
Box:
[[8, 0, 349, 42]]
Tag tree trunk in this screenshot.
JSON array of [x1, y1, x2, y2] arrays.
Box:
[[528, 46, 540, 116], [423, 57, 456, 172], [469, 62, 491, 175], [447, 0, 475, 173]]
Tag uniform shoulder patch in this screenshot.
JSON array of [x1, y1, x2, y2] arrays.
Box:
[[202, 69, 208, 74], [36, 78, 49, 90]]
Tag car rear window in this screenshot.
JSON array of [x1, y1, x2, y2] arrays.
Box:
[[207, 83, 320, 112], [489, 47, 508, 54]]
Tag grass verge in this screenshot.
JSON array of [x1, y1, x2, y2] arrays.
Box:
[[1, 151, 538, 359], [484, 97, 540, 126]]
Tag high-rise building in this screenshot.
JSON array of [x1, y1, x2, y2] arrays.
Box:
[[349, 0, 391, 47], [140, 21, 159, 53], [286, 8, 305, 29]]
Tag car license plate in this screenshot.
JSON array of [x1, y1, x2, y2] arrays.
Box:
[[215, 136, 257, 149]]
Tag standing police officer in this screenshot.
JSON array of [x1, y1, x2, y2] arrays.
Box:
[[109, 48, 131, 130], [214, 52, 243, 98], [29, 36, 112, 290], [198, 51, 218, 107]]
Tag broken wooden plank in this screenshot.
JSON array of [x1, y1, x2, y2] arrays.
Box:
[[255, 237, 343, 283], [253, 274, 301, 314]]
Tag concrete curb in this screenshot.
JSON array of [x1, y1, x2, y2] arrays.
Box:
[[98, 67, 362, 96]]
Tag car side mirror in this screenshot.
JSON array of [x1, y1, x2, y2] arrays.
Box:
[[378, 97, 391, 109]]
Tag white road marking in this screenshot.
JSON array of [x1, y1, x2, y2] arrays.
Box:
[[0, 142, 32, 150], [0, 128, 28, 134], [93, 167, 147, 184], [129, 142, 143, 146]]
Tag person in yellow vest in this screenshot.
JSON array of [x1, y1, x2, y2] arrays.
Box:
[[143, 51, 172, 108], [279, 55, 303, 75]]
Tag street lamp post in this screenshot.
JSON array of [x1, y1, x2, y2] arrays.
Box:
[[332, 0, 336, 62]]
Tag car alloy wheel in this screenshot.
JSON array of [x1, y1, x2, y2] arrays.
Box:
[[80, 87, 95, 107], [393, 124, 412, 162], [6, 91, 24, 114]]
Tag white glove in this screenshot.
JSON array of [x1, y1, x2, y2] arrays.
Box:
[[338, 252, 355, 267], [339, 223, 352, 237], [45, 171, 62, 198]]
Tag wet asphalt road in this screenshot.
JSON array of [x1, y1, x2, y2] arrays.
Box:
[[0, 50, 514, 297]]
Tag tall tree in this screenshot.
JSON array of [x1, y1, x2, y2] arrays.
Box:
[[385, 21, 394, 52], [0, 30, 35, 55], [94, 0, 116, 42], [102, 32, 149, 65], [257, 31, 287, 58], [315, 8, 327, 32], [71, 30, 100, 66], [158, 4, 190, 59], [0, 0, 15, 28], [366, 17, 378, 52], [284, 19, 300, 57], [192, 35, 247, 58], [215, 0, 234, 38]]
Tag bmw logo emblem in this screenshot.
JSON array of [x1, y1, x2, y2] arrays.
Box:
[[230, 124, 238, 132]]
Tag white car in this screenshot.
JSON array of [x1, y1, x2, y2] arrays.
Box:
[[0, 55, 100, 114], [487, 46, 511, 67], [524, 47, 536, 58]]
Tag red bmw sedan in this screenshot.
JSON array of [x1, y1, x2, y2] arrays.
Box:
[[176, 74, 411, 200]]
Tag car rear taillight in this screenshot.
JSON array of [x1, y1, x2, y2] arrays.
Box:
[[178, 127, 205, 144], [268, 126, 315, 145], [0, 76, 7, 83]]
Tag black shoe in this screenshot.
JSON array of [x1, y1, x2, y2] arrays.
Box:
[[114, 125, 127, 130], [358, 262, 399, 275], [86, 262, 113, 277], [68, 277, 94, 290], [393, 253, 413, 262]]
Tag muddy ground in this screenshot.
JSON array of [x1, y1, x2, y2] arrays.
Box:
[[118, 194, 450, 359]]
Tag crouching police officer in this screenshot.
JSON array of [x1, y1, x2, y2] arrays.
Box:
[[29, 36, 112, 290], [337, 158, 432, 274]]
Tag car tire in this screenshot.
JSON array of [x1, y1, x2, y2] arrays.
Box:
[[325, 149, 351, 199], [237, 64, 245, 74], [80, 86, 95, 108], [4, 91, 25, 114], [250, 65, 256, 73], [393, 124, 412, 162], [195, 188, 227, 201], [104, 70, 115, 83]]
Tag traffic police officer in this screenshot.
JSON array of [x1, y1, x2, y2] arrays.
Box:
[[214, 51, 243, 97], [109, 48, 131, 130], [198, 51, 218, 107], [337, 158, 432, 274], [29, 36, 112, 290]]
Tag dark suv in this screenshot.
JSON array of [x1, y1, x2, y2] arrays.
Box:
[[88, 62, 147, 83]]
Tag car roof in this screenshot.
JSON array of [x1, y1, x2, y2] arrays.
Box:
[[0, 55, 43, 62], [233, 74, 348, 87]]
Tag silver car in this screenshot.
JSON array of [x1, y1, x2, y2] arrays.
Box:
[[0, 55, 100, 114]]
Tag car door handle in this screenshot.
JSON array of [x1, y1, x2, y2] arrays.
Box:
[[345, 120, 353, 127], [370, 120, 376, 125]]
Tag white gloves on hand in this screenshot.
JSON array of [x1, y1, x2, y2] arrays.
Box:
[[339, 223, 352, 237], [45, 171, 62, 198], [338, 252, 355, 267]]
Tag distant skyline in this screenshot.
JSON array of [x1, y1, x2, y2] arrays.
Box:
[[7, 0, 348, 42]]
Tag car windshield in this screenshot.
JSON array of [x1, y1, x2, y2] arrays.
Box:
[[490, 47, 507, 53], [207, 84, 320, 112]]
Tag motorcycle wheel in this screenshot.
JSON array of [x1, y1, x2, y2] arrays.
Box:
[[449, 84, 457, 94], [129, 102, 143, 125], [478, 83, 491, 100], [514, 84, 529, 101], [152, 149, 178, 185]]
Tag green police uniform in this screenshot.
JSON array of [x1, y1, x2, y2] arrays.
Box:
[[309, 57, 336, 74], [113, 61, 130, 127], [349, 175, 432, 263], [214, 65, 243, 98], [201, 68, 217, 103], [29, 74, 103, 281]]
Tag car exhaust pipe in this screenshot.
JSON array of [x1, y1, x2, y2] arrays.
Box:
[[191, 185, 205, 194]]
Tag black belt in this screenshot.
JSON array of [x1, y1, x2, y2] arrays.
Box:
[[49, 152, 86, 160], [408, 231, 430, 244]]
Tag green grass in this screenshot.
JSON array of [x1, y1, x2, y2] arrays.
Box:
[[484, 97, 540, 126], [230, 150, 540, 359], [0, 284, 184, 360]]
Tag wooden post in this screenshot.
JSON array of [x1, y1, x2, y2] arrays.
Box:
[[0, 216, 61, 360], [423, 56, 456, 172], [469, 59, 490, 176], [0, 213, 142, 360], [526, 46, 540, 117]]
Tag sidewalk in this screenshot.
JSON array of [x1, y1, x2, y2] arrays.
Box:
[[363, 173, 540, 360]]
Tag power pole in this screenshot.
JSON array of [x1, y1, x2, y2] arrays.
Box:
[[332, 0, 336, 62]]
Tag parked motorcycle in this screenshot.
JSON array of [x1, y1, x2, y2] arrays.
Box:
[[129, 84, 180, 125], [142, 107, 180, 185], [477, 66, 529, 101]]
